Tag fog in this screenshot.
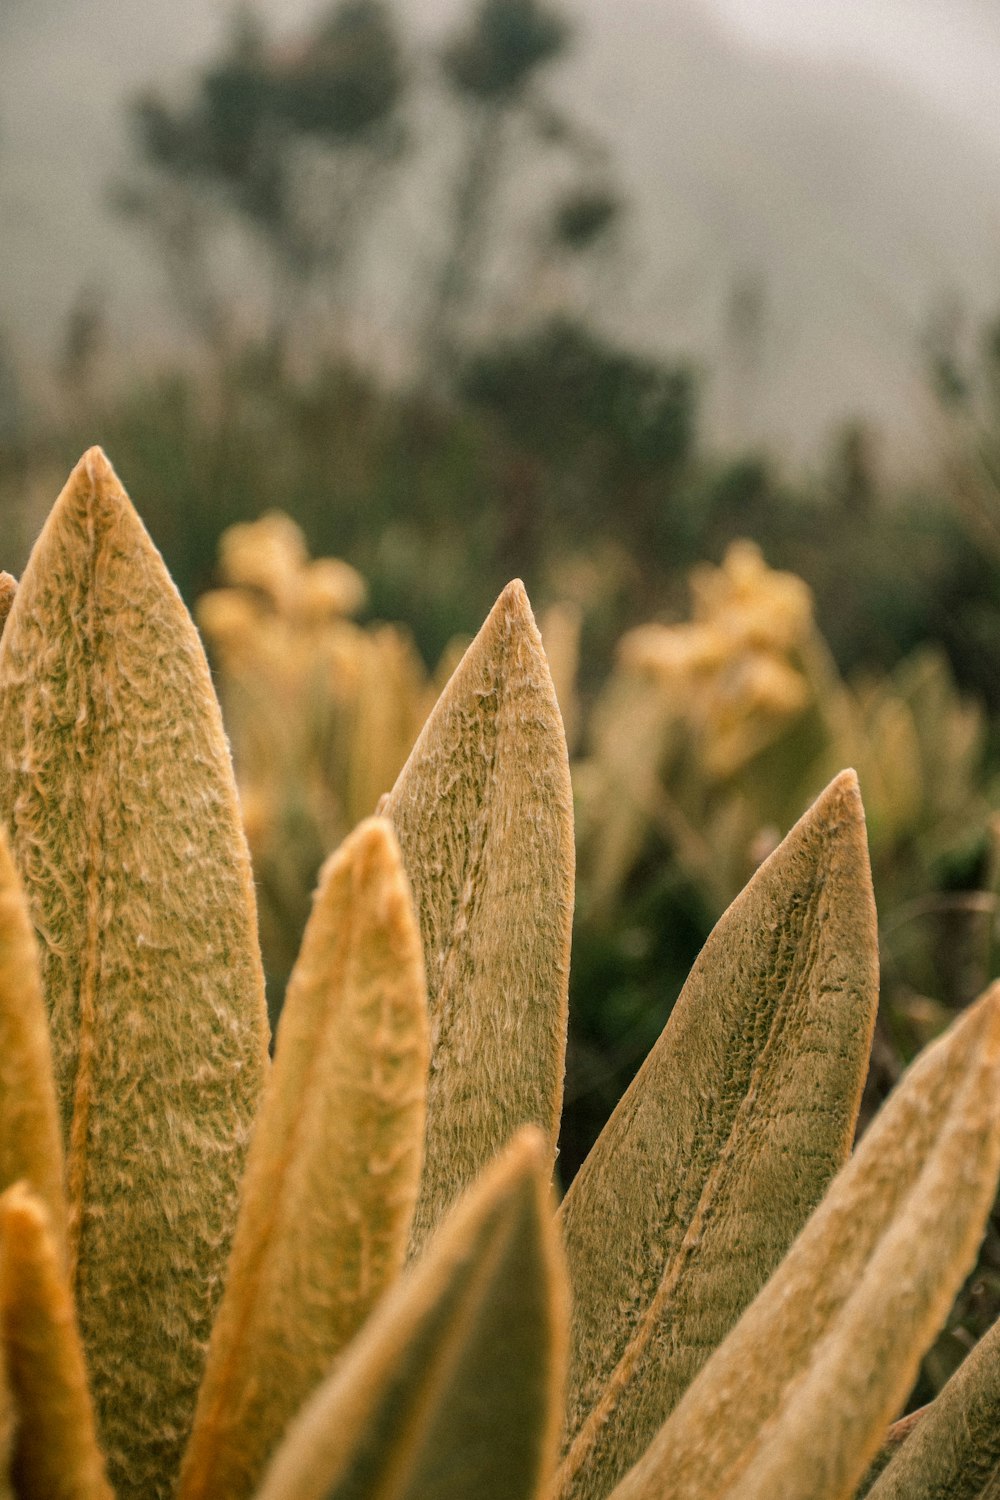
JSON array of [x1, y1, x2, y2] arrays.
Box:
[[2, 0, 999, 462]]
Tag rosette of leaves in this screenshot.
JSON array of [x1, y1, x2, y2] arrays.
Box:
[[0, 449, 998, 1500]]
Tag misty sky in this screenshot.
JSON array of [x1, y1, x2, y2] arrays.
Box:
[[2, 0, 999, 464]]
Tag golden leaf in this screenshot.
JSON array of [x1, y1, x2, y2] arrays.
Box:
[[254, 1127, 568, 1500], [555, 770, 879, 1500], [865, 1313, 1000, 1499], [0, 449, 270, 1498], [0, 1183, 111, 1500], [0, 576, 14, 639], [0, 825, 66, 1257], [381, 580, 574, 1255], [179, 818, 428, 1500], [608, 983, 1000, 1500]]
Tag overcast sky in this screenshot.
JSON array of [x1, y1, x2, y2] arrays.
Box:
[[2, 0, 999, 464]]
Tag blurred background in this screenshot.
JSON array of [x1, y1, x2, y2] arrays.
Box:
[[2, 0, 1000, 1398]]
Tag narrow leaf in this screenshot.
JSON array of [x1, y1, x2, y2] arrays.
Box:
[[254, 1127, 568, 1500], [381, 580, 574, 1255], [555, 770, 878, 1500], [0, 576, 14, 638], [866, 1315, 1000, 1499], [608, 983, 1000, 1500], [179, 817, 429, 1500], [0, 825, 66, 1257], [0, 1183, 112, 1500], [0, 449, 270, 1498]]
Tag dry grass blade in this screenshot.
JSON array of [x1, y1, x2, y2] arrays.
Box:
[[865, 1314, 1000, 1499], [555, 770, 878, 1500], [608, 983, 1000, 1500], [179, 817, 429, 1500], [254, 1127, 568, 1500], [0, 1183, 112, 1500], [0, 449, 270, 1498], [381, 580, 574, 1256], [0, 576, 14, 638], [0, 826, 66, 1257]]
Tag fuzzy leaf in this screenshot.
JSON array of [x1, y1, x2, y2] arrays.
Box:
[[0, 450, 270, 1498], [608, 984, 1000, 1500], [865, 1315, 1000, 1499], [179, 817, 429, 1500], [381, 580, 574, 1255], [0, 825, 66, 1257], [0, 576, 14, 638], [254, 1127, 568, 1500], [554, 771, 878, 1500], [0, 1183, 112, 1500]]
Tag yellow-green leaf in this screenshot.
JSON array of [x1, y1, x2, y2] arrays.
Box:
[[179, 817, 428, 1500], [0, 824, 66, 1257], [608, 983, 1000, 1500], [381, 580, 574, 1256], [555, 771, 878, 1500], [0, 1183, 112, 1500], [254, 1127, 568, 1500], [865, 1314, 1000, 1499], [0, 449, 270, 1499]]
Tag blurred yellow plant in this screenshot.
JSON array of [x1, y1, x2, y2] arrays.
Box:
[[576, 540, 999, 1027], [197, 513, 438, 1007]]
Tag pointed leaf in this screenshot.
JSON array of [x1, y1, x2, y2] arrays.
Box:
[[0, 1183, 112, 1500], [0, 450, 270, 1498], [866, 1315, 1000, 1499], [381, 580, 574, 1255], [609, 984, 1000, 1500], [254, 1127, 568, 1500], [179, 817, 429, 1500], [554, 771, 878, 1500], [0, 824, 66, 1257]]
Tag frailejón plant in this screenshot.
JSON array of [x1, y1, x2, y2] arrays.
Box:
[[0, 448, 998, 1500]]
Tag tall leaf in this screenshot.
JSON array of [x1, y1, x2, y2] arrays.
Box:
[[555, 771, 878, 1500], [254, 1128, 568, 1500], [179, 817, 428, 1500], [866, 1314, 1000, 1499], [0, 449, 270, 1498], [0, 1183, 112, 1500], [608, 983, 1000, 1500], [381, 580, 574, 1255], [0, 825, 66, 1256]]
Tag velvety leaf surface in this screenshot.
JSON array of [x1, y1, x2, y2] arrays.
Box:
[[0, 1184, 112, 1500], [180, 818, 428, 1500], [555, 770, 878, 1500], [0, 576, 14, 638], [866, 1314, 1000, 1499], [254, 1128, 568, 1500], [0, 450, 270, 1498], [381, 580, 574, 1256], [608, 984, 1000, 1500], [0, 825, 65, 1256]]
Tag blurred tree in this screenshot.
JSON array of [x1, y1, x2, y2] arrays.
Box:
[[422, 0, 624, 377], [116, 1, 409, 354]]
